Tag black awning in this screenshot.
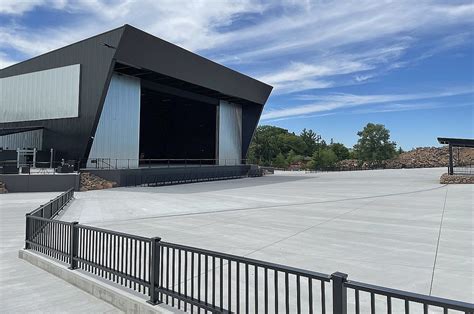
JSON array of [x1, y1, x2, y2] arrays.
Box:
[[437, 137, 474, 147]]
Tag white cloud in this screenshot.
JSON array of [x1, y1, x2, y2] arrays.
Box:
[[0, 0, 45, 15], [0, 0, 472, 96], [0, 52, 17, 69], [0, 0, 66, 15], [261, 88, 474, 120], [255, 43, 408, 94]]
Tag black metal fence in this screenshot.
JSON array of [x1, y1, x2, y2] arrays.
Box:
[[122, 166, 253, 187], [453, 158, 473, 176], [154, 241, 330, 313], [24, 190, 474, 314], [83, 158, 247, 170]]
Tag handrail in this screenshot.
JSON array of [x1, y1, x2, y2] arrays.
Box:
[[346, 280, 473, 312], [76, 224, 151, 242], [161, 241, 331, 281], [29, 188, 74, 217]]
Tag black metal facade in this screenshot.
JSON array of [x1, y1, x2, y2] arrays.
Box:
[[0, 25, 272, 161]]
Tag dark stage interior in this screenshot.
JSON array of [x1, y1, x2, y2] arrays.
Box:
[[139, 87, 217, 163]]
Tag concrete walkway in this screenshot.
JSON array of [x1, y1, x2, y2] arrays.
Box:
[[59, 168, 472, 303], [0, 192, 121, 313]]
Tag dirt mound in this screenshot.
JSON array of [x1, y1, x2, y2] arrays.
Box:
[[80, 172, 117, 191]]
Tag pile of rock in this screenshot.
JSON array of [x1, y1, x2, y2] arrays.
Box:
[[80, 172, 117, 191], [440, 173, 474, 184], [334, 159, 382, 170], [385, 147, 449, 169], [335, 147, 474, 170], [0, 181, 7, 194]]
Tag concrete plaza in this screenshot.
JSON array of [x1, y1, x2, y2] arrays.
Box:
[[0, 192, 118, 313], [0, 167, 472, 313], [60, 168, 472, 304]]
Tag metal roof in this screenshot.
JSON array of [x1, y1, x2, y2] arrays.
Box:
[[437, 137, 474, 147]]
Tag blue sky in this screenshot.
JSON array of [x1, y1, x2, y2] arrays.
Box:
[[1, 0, 473, 149]]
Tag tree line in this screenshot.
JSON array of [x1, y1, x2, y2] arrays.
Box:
[[247, 123, 401, 169]]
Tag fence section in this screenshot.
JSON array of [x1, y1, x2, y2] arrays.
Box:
[[25, 188, 75, 263], [155, 241, 331, 313], [344, 279, 473, 314], [25, 216, 72, 264], [29, 188, 74, 219], [74, 225, 153, 297]]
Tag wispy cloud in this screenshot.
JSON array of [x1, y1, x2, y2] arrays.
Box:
[[0, 0, 473, 100], [261, 88, 474, 120], [0, 0, 67, 15]]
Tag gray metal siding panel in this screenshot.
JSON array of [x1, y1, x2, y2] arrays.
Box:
[[0, 27, 124, 160], [88, 73, 140, 168], [0, 129, 43, 150], [218, 100, 242, 165], [0, 65, 80, 123]]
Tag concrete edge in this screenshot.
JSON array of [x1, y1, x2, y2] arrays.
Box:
[[18, 249, 178, 314]]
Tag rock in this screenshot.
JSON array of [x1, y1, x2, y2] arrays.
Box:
[[440, 173, 474, 184], [80, 172, 117, 191]]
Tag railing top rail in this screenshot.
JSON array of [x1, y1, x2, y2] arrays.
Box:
[[28, 188, 74, 216], [345, 280, 474, 311], [26, 215, 72, 224], [161, 241, 331, 282], [76, 224, 151, 242]]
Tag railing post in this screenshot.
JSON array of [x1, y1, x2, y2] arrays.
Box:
[[69, 222, 79, 270], [25, 214, 31, 249], [147, 237, 162, 305], [331, 272, 348, 314], [448, 144, 454, 175]]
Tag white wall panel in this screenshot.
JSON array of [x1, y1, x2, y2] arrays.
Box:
[[0, 129, 43, 150], [88, 74, 140, 168], [218, 100, 242, 165], [0, 64, 80, 123]]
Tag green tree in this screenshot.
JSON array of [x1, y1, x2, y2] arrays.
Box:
[[300, 128, 320, 156], [330, 143, 350, 161], [273, 153, 288, 168], [247, 126, 288, 165], [353, 123, 397, 162], [286, 149, 303, 164], [247, 126, 307, 165], [309, 148, 338, 169]]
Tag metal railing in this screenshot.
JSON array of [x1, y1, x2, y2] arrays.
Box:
[[24, 191, 474, 314], [154, 241, 330, 313], [28, 188, 74, 219], [25, 188, 75, 263], [83, 158, 247, 170], [453, 158, 473, 176], [123, 166, 252, 187], [305, 164, 387, 173], [344, 278, 473, 314]]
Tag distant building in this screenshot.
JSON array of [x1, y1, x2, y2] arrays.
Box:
[[0, 25, 272, 167]]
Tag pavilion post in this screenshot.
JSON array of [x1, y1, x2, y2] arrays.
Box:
[[448, 144, 454, 175]]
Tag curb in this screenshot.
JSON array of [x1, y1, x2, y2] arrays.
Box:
[[18, 250, 178, 314]]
